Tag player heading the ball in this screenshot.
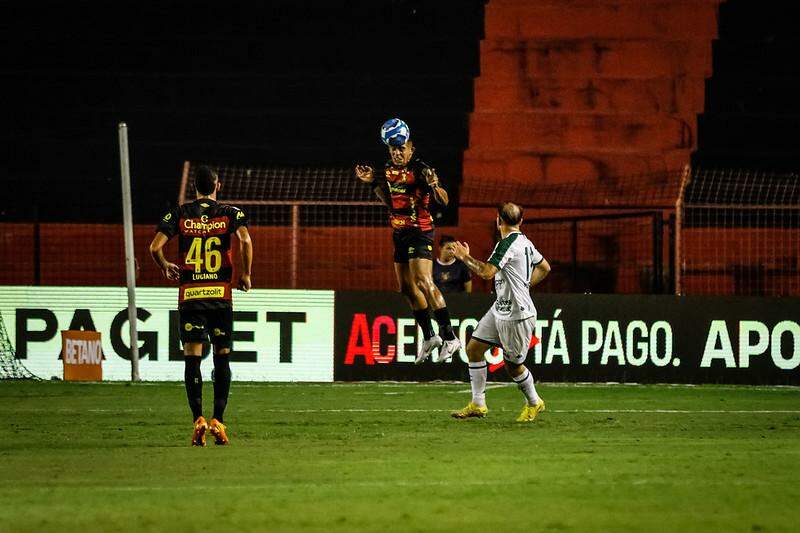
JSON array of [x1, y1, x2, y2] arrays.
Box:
[[450, 202, 551, 422], [355, 118, 461, 363], [149, 165, 253, 446]]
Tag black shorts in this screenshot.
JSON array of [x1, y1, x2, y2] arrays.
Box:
[[393, 229, 434, 263], [179, 307, 233, 349]]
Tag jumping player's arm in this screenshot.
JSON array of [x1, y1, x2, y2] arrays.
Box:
[[150, 208, 180, 280], [372, 181, 391, 209], [423, 168, 448, 206], [451, 241, 498, 280], [355, 164, 392, 209], [236, 226, 252, 292]]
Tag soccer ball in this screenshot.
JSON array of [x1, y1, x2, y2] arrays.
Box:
[[380, 118, 411, 147]]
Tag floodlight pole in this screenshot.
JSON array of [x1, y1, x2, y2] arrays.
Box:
[[118, 122, 140, 381]]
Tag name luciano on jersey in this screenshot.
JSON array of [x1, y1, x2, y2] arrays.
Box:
[[191, 272, 219, 281]]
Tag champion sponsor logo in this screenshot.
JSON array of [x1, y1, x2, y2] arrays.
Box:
[[182, 216, 228, 234]]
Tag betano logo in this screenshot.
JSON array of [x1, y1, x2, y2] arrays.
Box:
[[64, 338, 102, 365], [184, 286, 225, 300]]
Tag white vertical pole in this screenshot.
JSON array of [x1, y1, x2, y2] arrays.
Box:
[[178, 161, 190, 206], [291, 204, 299, 289], [118, 122, 140, 381]]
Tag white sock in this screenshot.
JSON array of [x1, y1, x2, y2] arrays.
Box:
[[468, 361, 488, 407], [513, 368, 541, 406]]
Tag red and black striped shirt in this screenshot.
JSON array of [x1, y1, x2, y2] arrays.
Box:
[[156, 199, 248, 309], [379, 158, 435, 232]]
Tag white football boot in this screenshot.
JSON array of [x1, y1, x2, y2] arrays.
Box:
[[435, 337, 462, 363], [415, 335, 443, 364]]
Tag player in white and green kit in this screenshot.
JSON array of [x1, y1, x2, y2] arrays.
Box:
[[449, 202, 551, 422]]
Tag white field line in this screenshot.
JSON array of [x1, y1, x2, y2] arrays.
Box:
[[251, 408, 800, 414], [452, 383, 513, 393], [40, 381, 800, 392], [24, 407, 794, 415], [0, 477, 785, 494]]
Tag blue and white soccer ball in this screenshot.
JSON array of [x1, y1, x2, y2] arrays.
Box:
[[380, 118, 411, 147]]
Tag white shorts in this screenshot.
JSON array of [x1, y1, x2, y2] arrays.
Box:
[[471, 310, 535, 365]]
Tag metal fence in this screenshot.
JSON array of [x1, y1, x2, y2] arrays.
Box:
[[677, 168, 800, 296], [2, 164, 799, 296]]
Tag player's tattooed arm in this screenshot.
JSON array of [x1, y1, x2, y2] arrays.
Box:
[[451, 241, 498, 280], [148, 232, 180, 281], [372, 181, 392, 209], [423, 168, 449, 206], [355, 164, 392, 209]]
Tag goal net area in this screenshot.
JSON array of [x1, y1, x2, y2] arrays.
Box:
[[0, 311, 37, 380]]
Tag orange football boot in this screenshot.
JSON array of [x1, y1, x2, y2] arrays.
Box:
[[192, 416, 208, 447], [208, 418, 230, 445]]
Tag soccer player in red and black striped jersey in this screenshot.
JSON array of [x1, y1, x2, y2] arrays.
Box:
[[149, 166, 253, 446], [355, 123, 461, 363]]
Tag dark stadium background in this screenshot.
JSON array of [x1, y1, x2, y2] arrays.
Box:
[[3, 0, 798, 297]]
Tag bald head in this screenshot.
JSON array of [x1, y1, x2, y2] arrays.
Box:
[[497, 202, 523, 227]]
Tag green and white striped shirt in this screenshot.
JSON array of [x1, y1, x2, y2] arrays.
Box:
[[487, 231, 543, 320]]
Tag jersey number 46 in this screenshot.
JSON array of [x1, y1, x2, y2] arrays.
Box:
[[186, 237, 222, 273]]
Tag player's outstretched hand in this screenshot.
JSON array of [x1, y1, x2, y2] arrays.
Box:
[[238, 273, 251, 292], [163, 262, 180, 281], [423, 167, 439, 188], [355, 164, 374, 183], [452, 241, 470, 260]]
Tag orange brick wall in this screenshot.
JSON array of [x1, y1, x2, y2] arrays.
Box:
[[5, 220, 796, 295], [0, 223, 397, 291], [463, 0, 721, 202], [0, 224, 35, 285]]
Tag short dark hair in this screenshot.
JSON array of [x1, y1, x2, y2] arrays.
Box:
[[439, 234, 456, 245], [498, 202, 523, 226], [195, 165, 218, 195]]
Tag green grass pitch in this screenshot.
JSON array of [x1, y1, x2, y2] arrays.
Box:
[[3, 381, 799, 532]]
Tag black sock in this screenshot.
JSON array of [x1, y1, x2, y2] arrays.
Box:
[[184, 357, 203, 421], [412, 307, 435, 340], [212, 354, 232, 423], [433, 307, 456, 341]]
